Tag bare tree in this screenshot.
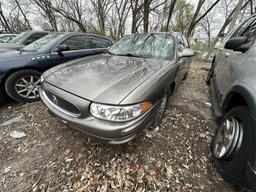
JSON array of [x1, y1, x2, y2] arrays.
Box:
[[206, 0, 251, 58], [52, 0, 87, 32], [0, 2, 12, 32], [165, 0, 177, 31], [186, 0, 221, 37], [13, 0, 32, 30], [107, 0, 130, 39], [143, 0, 166, 32], [130, 0, 144, 33], [31, 0, 58, 31], [0, 0, 32, 33], [90, 0, 113, 35], [171, 0, 194, 33], [228, 0, 244, 32], [199, 5, 217, 49]]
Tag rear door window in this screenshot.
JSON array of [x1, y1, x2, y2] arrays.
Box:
[[60, 36, 92, 50], [59, 35, 112, 51], [91, 37, 112, 48]]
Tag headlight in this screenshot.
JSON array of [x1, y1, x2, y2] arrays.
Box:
[[90, 102, 153, 122]]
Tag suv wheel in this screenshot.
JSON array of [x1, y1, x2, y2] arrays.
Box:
[[5, 70, 41, 102], [211, 106, 252, 189]]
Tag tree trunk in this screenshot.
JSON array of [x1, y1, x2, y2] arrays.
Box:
[[143, 0, 150, 32], [166, 0, 177, 31], [0, 3, 12, 32], [14, 0, 32, 30], [228, 0, 244, 33], [187, 0, 205, 37], [206, 0, 250, 59], [131, 0, 139, 33]]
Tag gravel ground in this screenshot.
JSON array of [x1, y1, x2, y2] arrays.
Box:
[[0, 61, 241, 192]]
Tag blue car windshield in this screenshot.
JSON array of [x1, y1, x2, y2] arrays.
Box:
[[23, 33, 65, 53], [9, 31, 30, 43], [109, 33, 175, 60]]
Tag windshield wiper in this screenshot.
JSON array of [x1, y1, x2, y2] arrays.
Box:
[[106, 50, 116, 55], [116, 53, 142, 58]]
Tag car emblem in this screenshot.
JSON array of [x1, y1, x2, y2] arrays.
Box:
[[51, 95, 58, 106]]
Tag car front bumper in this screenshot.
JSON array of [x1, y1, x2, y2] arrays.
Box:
[[39, 82, 157, 144]]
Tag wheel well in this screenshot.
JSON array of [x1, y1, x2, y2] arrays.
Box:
[[169, 82, 175, 96], [224, 92, 248, 113], [0, 67, 42, 95]]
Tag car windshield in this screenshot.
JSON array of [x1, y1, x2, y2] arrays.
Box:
[[109, 33, 175, 60], [9, 31, 30, 43], [22, 33, 64, 53]]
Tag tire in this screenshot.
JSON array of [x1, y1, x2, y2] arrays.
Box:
[[206, 57, 215, 85], [183, 72, 188, 80], [5, 70, 41, 103], [211, 106, 252, 189], [152, 89, 170, 128], [206, 67, 214, 85]]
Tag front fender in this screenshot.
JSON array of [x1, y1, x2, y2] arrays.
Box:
[[222, 84, 256, 118]]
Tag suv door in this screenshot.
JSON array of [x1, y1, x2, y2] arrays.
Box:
[[213, 16, 256, 104]]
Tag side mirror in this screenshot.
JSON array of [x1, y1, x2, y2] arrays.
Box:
[[224, 37, 249, 52], [178, 48, 195, 58], [55, 44, 69, 53]]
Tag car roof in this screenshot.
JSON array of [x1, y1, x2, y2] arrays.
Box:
[[49, 32, 113, 42], [0, 33, 17, 36]]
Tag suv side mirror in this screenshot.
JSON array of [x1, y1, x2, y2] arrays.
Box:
[[224, 37, 249, 52], [55, 44, 69, 53], [178, 48, 195, 58]]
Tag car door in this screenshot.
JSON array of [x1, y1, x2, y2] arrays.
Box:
[[46, 35, 108, 69], [213, 17, 256, 103], [176, 35, 188, 84], [181, 35, 192, 75]]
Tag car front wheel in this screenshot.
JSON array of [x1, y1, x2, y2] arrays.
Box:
[[5, 70, 41, 102], [211, 106, 253, 189], [152, 90, 170, 128]]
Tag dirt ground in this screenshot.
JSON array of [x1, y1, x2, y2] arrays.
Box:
[[0, 61, 242, 192]]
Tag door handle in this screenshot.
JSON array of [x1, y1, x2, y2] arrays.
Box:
[[225, 52, 230, 57]]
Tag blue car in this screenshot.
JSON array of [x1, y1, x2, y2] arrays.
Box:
[[0, 32, 113, 102]]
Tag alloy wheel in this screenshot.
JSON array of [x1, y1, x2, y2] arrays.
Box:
[[15, 75, 41, 99], [213, 116, 242, 159]]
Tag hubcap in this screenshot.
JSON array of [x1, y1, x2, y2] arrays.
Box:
[[15, 75, 41, 99], [213, 116, 241, 159]]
